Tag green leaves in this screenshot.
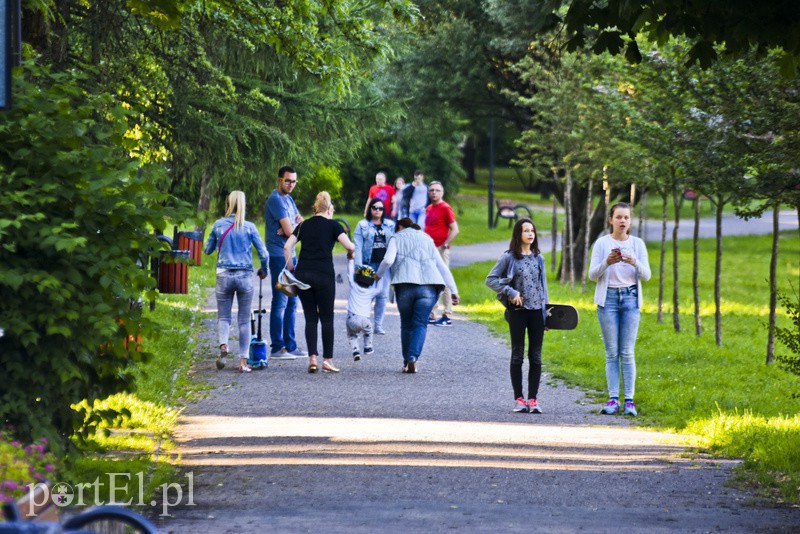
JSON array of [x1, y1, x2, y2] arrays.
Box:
[[0, 61, 170, 446]]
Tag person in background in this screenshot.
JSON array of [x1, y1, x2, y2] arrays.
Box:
[[402, 170, 429, 230], [588, 202, 651, 417], [485, 218, 549, 414], [363, 171, 396, 217], [391, 176, 406, 221], [353, 197, 395, 334], [375, 217, 459, 374], [264, 165, 307, 360], [424, 180, 459, 327], [284, 192, 355, 374], [204, 191, 268, 373]]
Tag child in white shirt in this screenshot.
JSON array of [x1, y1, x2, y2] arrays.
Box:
[[346, 259, 382, 360]]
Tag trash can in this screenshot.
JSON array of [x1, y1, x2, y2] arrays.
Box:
[[177, 230, 204, 266], [158, 250, 190, 294]]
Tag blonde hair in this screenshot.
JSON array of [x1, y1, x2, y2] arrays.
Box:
[[225, 191, 246, 230], [313, 191, 332, 215]]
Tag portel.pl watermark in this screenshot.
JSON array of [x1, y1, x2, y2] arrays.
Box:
[[27, 471, 195, 517]]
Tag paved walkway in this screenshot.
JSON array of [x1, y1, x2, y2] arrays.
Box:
[[161, 211, 799, 533]]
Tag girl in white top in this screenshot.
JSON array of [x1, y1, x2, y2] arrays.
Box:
[[588, 202, 651, 417]]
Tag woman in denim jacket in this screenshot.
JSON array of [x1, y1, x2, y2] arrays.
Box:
[[204, 191, 268, 373], [588, 202, 651, 417], [353, 197, 395, 334], [485, 218, 549, 414]]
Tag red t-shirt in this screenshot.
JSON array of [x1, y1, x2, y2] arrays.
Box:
[[425, 201, 456, 247], [368, 184, 395, 207]]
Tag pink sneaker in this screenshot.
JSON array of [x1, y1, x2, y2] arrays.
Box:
[[528, 399, 542, 414]]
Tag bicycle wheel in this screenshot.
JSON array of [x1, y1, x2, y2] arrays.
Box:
[[61, 505, 157, 534]]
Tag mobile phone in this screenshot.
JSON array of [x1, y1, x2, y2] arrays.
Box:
[[612, 247, 621, 256]]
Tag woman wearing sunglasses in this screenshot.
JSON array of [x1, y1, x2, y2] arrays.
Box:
[[353, 197, 396, 335]]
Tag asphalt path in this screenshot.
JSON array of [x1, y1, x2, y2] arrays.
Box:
[[161, 210, 799, 533]]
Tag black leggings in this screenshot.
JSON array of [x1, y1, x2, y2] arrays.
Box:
[[296, 269, 336, 359], [507, 308, 545, 400]]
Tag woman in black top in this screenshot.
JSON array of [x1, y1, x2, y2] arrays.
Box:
[[284, 191, 355, 373]]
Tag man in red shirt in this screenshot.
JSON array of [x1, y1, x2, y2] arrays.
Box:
[[364, 171, 395, 216], [425, 180, 459, 326]]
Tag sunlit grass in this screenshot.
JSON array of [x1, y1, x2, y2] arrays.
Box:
[[454, 232, 800, 503], [65, 253, 210, 506]]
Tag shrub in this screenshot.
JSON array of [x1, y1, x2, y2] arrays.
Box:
[[775, 285, 800, 384], [0, 434, 58, 503], [0, 61, 175, 447], [291, 165, 344, 212]]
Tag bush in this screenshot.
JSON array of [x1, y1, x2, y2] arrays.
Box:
[[292, 166, 344, 212], [0, 61, 175, 447], [0, 434, 58, 503], [775, 285, 800, 383]]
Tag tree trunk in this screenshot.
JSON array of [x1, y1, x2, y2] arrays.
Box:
[[462, 134, 477, 183], [693, 198, 702, 336], [714, 197, 724, 347], [197, 168, 212, 214], [672, 190, 683, 333], [581, 177, 593, 293], [551, 194, 558, 273], [638, 191, 646, 240], [563, 169, 575, 289], [767, 202, 780, 364], [657, 192, 668, 323]]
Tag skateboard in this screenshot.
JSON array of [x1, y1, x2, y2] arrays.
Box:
[[545, 304, 579, 330]]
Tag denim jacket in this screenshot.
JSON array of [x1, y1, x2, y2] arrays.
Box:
[[354, 218, 395, 267], [204, 215, 269, 271], [485, 251, 549, 322]]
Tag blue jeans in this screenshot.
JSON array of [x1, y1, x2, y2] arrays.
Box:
[[268, 255, 298, 352], [409, 209, 426, 231], [394, 284, 438, 364], [215, 270, 254, 359], [597, 286, 641, 400], [368, 262, 390, 329]]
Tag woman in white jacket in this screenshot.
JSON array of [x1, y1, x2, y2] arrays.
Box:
[[588, 202, 651, 417]]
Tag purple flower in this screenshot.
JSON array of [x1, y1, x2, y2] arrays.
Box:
[[2, 481, 19, 491], [45, 463, 54, 472], [33, 474, 45, 482], [10, 440, 20, 447], [39, 437, 48, 445]]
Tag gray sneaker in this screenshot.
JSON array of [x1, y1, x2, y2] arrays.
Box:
[[513, 397, 528, 413], [270, 348, 297, 360], [623, 400, 638, 416], [600, 399, 620, 415], [286, 347, 308, 357]]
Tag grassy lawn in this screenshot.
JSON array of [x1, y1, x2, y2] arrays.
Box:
[[466, 166, 728, 220], [61, 252, 214, 507], [454, 232, 800, 504]]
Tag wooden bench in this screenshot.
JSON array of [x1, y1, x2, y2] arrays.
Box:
[[494, 201, 533, 228]]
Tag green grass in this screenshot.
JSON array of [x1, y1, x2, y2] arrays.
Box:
[[455, 232, 800, 504], [62, 254, 213, 508], [466, 166, 729, 221]]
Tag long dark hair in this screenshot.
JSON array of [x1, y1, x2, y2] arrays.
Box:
[[396, 217, 420, 231], [508, 218, 540, 259], [365, 197, 387, 222]]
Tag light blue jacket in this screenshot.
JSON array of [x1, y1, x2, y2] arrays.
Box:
[[204, 215, 269, 271], [353, 218, 395, 268], [485, 251, 549, 322]]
